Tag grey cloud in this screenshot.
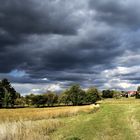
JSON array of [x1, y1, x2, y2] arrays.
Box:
[[0, 0, 80, 35], [89, 0, 140, 29], [0, 0, 83, 53], [0, 0, 140, 93]]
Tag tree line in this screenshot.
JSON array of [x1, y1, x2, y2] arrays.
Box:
[[1, 78, 140, 108], [0, 79, 102, 108], [18, 84, 101, 107]]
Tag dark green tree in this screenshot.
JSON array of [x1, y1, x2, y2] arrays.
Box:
[[0, 82, 5, 108], [47, 92, 58, 106], [31, 95, 47, 107], [25, 94, 35, 106], [15, 96, 26, 107], [136, 86, 140, 99], [86, 87, 101, 104], [102, 90, 114, 98], [0, 79, 19, 108], [59, 90, 70, 105], [67, 84, 86, 106]]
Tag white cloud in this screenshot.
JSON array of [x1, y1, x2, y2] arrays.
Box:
[[13, 83, 63, 95], [41, 78, 48, 81]]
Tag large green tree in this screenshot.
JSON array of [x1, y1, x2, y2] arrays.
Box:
[[136, 86, 140, 99], [102, 90, 114, 98], [59, 90, 71, 105], [0, 82, 5, 107], [66, 84, 86, 106], [47, 92, 58, 106], [0, 78, 19, 108], [31, 95, 46, 107], [86, 87, 101, 104]]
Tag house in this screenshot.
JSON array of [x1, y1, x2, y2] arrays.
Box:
[[127, 91, 137, 97]]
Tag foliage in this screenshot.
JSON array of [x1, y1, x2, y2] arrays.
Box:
[[112, 90, 122, 99], [86, 87, 101, 104], [0, 79, 19, 108], [31, 95, 46, 107], [102, 90, 114, 98], [136, 86, 140, 99], [137, 86, 140, 92], [59, 90, 70, 105], [46, 92, 58, 106], [24, 85, 101, 106], [24, 92, 58, 107], [15, 96, 26, 106], [66, 84, 86, 106]]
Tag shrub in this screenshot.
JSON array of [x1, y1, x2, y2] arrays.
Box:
[[102, 90, 114, 98], [86, 87, 101, 104], [136, 92, 140, 99]]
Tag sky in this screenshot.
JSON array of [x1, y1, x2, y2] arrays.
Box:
[[1, 0, 140, 94]]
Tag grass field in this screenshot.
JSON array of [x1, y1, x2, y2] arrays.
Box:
[[51, 98, 140, 140], [0, 98, 140, 140], [0, 105, 96, 140]]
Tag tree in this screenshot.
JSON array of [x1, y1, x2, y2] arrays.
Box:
[[59, 90, 70, 105], [112, 90, 122, 99], [25, 92, 58, 107], [137, 86, 140, 92], [47, 92, 58, 106], [15, 96, 26, 107], [9, 87, 18, 107], [31, 95, 47, 107], [66, 84, 86, 106], [86, 87, 101, 104], [102, 90, 114, 98], [0, 79, 19, 108], [0, 82, 5, 108], [136, 86, 140, 99], [53, 94, 58, 105], [25, 94, 34, 106]]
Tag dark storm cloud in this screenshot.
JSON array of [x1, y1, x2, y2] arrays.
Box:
[[89, 0, 140, 29], [1, 0, 140, 93], [25, 24, 123, 74], [0, 0, 84, 72], [0, 0, 80, 35], [21, 28, 123, 83], [0, 0, 81, 50]]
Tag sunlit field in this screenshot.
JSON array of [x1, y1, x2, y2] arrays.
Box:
[[51, 98, 140, 140], [1, 98, 140, 140], [100, 97, 140, 104], [0, 105, 97, 140]]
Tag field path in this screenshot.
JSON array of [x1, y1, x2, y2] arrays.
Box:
[[51, 99, 140, 140], [127, 105, 140, 140]]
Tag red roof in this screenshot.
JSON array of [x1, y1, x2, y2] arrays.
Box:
[[127, 91, 136, 94]]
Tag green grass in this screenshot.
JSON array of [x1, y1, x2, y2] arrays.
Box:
[[51, 98, 140, 140], [0, 98, 140, 140], [0, 105, 93, 140]]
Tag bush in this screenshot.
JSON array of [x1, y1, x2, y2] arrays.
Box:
[[136, 92, 140, 99], [64, 84, 86, 106], [86, 87, 101, 104], [102, 90, 114, 98]]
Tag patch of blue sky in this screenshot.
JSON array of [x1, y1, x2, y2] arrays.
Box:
[[9, 69, 28, 78]]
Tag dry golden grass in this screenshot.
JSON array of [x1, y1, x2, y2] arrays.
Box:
[[0, 105, 95, 140], [0, 105, 93, 123], [0, 119, 62, 140]]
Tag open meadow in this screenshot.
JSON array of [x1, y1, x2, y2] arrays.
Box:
[[51, 98, 140, 140], [0, 105, 97, 140], [0, 98, 140, 140]]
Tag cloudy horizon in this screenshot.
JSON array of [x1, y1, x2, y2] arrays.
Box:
[[1, 0, 140, 94]]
